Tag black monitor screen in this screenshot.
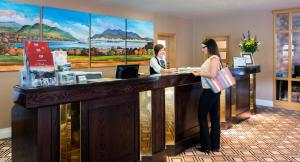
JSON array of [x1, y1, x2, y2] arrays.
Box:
[[295, 65, 300, 77], [115, 64, 139, 79]]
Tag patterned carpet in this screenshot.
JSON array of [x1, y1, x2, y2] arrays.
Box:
[[167, 106, 300, 162], [0, 138, 11, 162], [1, 106, 300, 162]]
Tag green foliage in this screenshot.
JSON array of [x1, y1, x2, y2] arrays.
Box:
[[239, 30, 261, 53], [107, 51, 115, 56]]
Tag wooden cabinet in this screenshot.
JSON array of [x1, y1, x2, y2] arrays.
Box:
[[273, 8, 300, 109]]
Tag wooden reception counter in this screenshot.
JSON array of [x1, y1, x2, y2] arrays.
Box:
[[12, 65, 260, 162], [12, 73, 202, 162]]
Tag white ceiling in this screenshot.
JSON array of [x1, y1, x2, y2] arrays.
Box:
[[96, 0, 300, 19]]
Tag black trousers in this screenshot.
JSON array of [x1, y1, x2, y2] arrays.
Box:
[[198, 89, 221, 150]]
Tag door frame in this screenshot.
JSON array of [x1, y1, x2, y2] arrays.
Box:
[[204, 34, 231, 65], [156, 32, 177, 67]]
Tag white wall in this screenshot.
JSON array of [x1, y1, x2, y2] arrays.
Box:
[[192, 11, 274, 101], [0, 0, 193, 129]]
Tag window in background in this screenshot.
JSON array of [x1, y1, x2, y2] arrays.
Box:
[[157, 40, 166, 47], [273, 8, 300, 109]]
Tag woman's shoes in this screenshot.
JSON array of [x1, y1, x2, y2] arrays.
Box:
[[196, 147, 210, 154], [211, 148, 220, 152], [196, 146, 220, 154]]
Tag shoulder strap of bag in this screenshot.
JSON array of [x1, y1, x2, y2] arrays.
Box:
[[210, 55, 222, 70]]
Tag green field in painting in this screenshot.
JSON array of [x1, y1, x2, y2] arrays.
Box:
[[126, 55, 152, 61], [0, 56, 23, 63], [0, 55, 152, 64], [91, 55, 152, 61], [67, 56, 89, 61], [91, 56, 125, 61]]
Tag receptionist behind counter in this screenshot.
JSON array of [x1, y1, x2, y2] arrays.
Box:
[[150, 44, 176, 74]]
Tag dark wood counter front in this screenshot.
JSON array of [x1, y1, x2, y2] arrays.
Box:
[[12, 73, 202, 162], [12, 65, 260, 162], [228, 65, 261, 123]]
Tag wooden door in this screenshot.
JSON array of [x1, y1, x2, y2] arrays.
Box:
[[157, 33, 176, 68]]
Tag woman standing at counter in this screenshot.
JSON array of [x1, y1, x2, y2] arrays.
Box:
[[192, 39, 221, 153], [150, 44, 176, 74]]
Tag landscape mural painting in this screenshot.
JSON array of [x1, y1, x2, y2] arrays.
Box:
[[91, 14, 126, 67], [126, 19, 154, 65], [42, 7, 89, 68], [0, 0, 40, 71], [0, 1, 155, 71]]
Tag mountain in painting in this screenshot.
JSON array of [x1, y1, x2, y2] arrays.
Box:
[[92, 29, 126, 40], [11, 23, 77, 41], [16, 23, 40, 37], [0, 21, 22, 29], [42, 24, 78, 41], [92, 29, 153, 41], [0, 21, 22, 32]]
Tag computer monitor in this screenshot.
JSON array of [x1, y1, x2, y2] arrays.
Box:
[[115, 64, 139, 79], [294, 65, 300, 77]]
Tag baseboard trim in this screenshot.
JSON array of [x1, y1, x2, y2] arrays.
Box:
[[0, 127, 11, 139], [256, 99, 273, 107]]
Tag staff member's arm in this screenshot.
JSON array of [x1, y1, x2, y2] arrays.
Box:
[[150, 58, 176, 73]]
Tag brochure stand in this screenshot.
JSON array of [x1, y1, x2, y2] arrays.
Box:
[[21, 41, 57, 87]]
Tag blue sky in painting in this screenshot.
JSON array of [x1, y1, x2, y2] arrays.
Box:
[[0, 0, 40, 25], [91, 14, 125, 36], [0, 0, 154, 42], [127, 19, 154, 39], [43, 7, 89, 42]]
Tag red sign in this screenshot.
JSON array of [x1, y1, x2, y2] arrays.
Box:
[[25, 41, 54, 69]]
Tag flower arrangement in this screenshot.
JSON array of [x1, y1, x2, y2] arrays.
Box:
[[239, 30, 261, 53]]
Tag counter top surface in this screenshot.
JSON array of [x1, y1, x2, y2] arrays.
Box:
[[230, 65, 261, 76], [16, 65, 261, 90], [13, 65, 261, 108], [13, 72, 201, 108], [15, 72, 195, 91]]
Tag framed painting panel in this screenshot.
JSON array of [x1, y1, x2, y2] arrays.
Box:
[[90, 14, 126, 67], [0, 1, 40, 71], [42, 7, 90, 68], [126, 19, 154, 65]]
